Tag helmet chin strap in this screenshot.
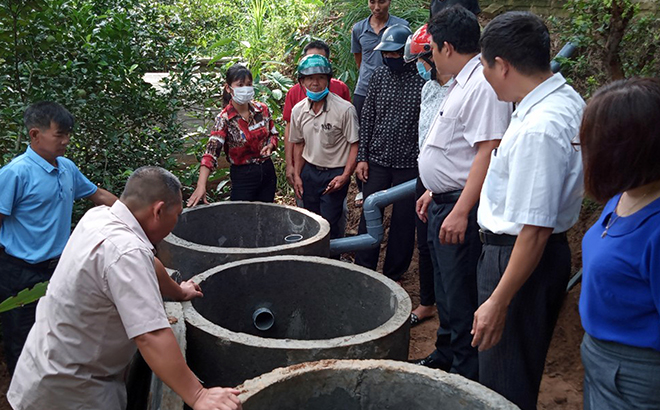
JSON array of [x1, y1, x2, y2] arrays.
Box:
[[421, 55, 437, 81]]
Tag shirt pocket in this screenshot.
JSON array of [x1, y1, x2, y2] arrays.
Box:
[[248, 121, 269, 142], [483, 150, 507, 209], [321, 124, 343, 148], [426, 116, 458, 153]]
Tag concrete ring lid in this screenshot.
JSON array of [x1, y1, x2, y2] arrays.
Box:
[[181, 255, 411, 350], [163, 202, 330, 256], [236, 359, 519, 409]]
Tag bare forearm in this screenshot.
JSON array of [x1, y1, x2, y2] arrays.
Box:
[[154, 257, 184, 300], [453, 140, 499, 216], [88, 188, 118, 207], [489, 225, 553, 305], [136, 329, 203, 407], [196, 165, 211, 189], [293, 143, 306, 177], [353, 53, 362, 69], [342, 144, 358, 177], [284, 123, 294, 166]]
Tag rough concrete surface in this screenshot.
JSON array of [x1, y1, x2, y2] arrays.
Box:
[[182, 256, 411, 388], [157, 202, 330, 279], [237, 359, 519, 409]]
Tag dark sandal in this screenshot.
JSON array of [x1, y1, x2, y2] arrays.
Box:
[[410, 313, 429, 327]]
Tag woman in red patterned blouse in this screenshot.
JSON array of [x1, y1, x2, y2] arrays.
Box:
[[188, 64, 279, 206]]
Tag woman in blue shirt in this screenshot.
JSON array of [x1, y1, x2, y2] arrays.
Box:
[[579, 77, 660, 410]]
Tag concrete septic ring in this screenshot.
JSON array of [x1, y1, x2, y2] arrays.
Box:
[[237, 359, 519, 409], [182, 256, 411, 388], [157, 202, 331, 279]]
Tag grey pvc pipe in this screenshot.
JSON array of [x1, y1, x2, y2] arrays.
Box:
[[551, 41, 577, 74], [253, 307, 275, 331], [330, 179, 417, 255]]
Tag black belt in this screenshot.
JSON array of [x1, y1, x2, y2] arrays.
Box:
[[478, 230, 567, 246], [0, 248, 59, 270], [431, 189, 462, 204], [308, 164, 342, 171]]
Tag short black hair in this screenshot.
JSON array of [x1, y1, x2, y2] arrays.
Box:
[[480, 12, 551, 75], [427, 5, 480, 55], [24, 101, 75, 133], [303, 40, 331, 59], [121, 166, 182, 210]]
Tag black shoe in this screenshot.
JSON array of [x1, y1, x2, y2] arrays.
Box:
[[413, 354, 451, 371]]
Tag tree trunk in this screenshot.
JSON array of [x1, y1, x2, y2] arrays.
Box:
[[604, 0, 633, 80]]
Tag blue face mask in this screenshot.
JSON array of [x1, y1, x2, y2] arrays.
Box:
[[416, 61, 432, 81], [306, 87, 329, 101]]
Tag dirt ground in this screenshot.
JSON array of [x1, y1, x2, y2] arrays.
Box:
[[341, 181, 603, 410], [0, 182, 602, 409]]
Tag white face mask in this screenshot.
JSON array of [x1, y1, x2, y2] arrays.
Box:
[[231, 85, 254, 105]]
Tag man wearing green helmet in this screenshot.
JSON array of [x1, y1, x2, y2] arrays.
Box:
[[289, 54, 359, 240]]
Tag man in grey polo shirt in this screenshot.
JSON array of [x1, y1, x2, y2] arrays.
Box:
[[8, 167, 241, 410], [415, 6, 512, 380], [351, 0, 408, 119], [472, 12, 584, 410], [290, 54, 359, 240]]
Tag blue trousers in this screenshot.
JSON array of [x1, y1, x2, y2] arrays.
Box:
[[582, 333, 660, 410]]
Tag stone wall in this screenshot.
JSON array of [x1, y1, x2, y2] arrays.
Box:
[[479, 0, 657, 17]]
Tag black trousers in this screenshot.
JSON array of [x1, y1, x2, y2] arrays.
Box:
[[477, 238, 570, 410], [354, 163, 418, 281], [427, 197, 480, 381], [301, 164, 349, 240], [415, 178, 435, 306], [352, 94, 366, 122], [0, 251, 55, 374], [229, 159, 276, 202]]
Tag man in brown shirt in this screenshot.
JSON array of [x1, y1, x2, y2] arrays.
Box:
[[290, 54, 359, 239]]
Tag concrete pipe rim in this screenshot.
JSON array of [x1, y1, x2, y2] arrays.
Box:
[[236, 359, 519, 409], [181, 255, 411, 350], [163, 202, 330, 255]]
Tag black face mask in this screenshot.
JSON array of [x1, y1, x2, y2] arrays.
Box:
[[383, 57, 407, 73]]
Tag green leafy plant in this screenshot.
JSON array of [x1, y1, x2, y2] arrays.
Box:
[[555, 0, 660, 96], [0, 0, 193, 221], [0, 282, 49, 313]]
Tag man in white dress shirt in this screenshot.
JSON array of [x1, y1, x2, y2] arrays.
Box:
[[415, 5, 512, 380], [471, 12, 585, 410]]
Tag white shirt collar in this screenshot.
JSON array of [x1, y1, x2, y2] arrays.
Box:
[[110, 200, 155, 252], [453, 54, 482, 89], [513, 73, 567, 120]]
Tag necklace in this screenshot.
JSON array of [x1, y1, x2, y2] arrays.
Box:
[[601, 190, 652, 238]]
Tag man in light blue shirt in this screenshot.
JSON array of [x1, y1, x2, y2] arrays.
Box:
[[0, 101, 117, 373]]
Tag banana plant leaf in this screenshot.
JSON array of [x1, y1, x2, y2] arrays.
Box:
[[0, 282, 49, 313]]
